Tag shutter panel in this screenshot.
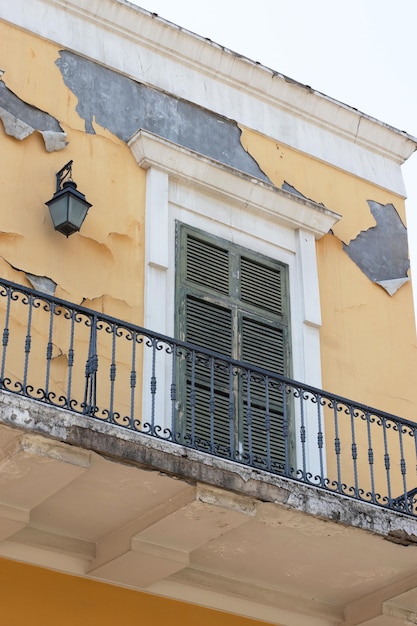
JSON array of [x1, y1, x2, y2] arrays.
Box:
[[186, 235, 229, 295], [240, 316, 287, 469], [240, 256, 283, 316], [183, 230, 234, 453], [176, 223, 290, 469], [185, 296, 231, 355]]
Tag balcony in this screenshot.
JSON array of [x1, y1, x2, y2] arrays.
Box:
[[1, 277, 417, 626], [0, 277, 414, 517]]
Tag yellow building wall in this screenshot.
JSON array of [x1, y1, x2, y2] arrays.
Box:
[[1, 15, 417, 606], [0, 21, 145, 323], [240, 127, 417, 423], [0, 558, 270, 626], [0, 22, 147, 416], [3, 18, 415, 424]]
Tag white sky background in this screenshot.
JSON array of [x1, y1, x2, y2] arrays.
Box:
[[130, 0, 417, 308]]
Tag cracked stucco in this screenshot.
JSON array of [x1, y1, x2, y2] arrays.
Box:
[[343, 201, 409, 295], [0, 79, 67, 152], [0, 21, 145, 321], [55, 50, 269, 182]]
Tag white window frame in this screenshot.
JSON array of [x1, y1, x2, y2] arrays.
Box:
[[128, 129, 340, 476]]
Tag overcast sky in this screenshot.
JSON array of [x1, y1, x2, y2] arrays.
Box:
[[129, 0, 417, 298]]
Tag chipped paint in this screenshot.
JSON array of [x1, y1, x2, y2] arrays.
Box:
[[55, 51, 269, 181], [343, 201, 409, 295], [0, 80, 66, 151], [25, 274, 57, 295], [237, 125, 417, 422]]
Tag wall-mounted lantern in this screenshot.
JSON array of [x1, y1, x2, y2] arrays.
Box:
[[45, 160, 92, 237]]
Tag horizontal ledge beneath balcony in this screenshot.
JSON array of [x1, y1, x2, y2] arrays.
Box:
[[162, 568, 345, 624], [10, 526, 96, 560], [128, 129, 341, 239]]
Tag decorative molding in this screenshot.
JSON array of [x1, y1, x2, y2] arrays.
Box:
[[0, 0, 415, 194], [128, 130, 341, 239], [129, 129, 329, 477]]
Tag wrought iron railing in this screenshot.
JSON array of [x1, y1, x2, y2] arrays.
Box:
[[0, 277, 416, 516]]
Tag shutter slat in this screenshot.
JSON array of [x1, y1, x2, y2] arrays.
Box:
[[241, 257, 283, 316], [241, 317, 285, 375], [186, 235, 229, 295], [186, 296, 232, 355], [186, 385, 232, 456], [240, 316, 286, 467]]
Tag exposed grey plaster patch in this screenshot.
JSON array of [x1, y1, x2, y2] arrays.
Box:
[[282, 181, 325, 206], [343, 200, 409, 295], [282, 181, 308, 199], [40, 130, 67, 152], [56, 51, 269, 182], [0, 107, 33, 140], [26, 274, 57, 296], [3, 259, 57, 295], [0, 80, 67, 152], [376, 277, 409, 296]]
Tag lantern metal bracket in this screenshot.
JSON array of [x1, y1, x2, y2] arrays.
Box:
[[56, 160, 73, 192]]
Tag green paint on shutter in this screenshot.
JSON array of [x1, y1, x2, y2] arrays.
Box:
[[240, 257, 283, 316], [176, 222, 291, 468], [186, 235, 229, 295], [240, 316, 287, 467], [186, 296, 232, 355]]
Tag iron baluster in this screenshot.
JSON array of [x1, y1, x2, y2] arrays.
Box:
[[83, 315, 98, 416], [265, 376, 271, 471], [246, 369, 253, 464], [365, 411, 376, 504], [283, 382, 290, 477], [0, 287, 11, 384], [397, 423, 408, 513], [22, 294, 33, 393], [333, 400, 342, 494], [130, 331, 137, 428], [349, 404, 360, 499], [66, 309, 76, 408], [44, 301, 55, 398], [228, 361, 235, 460], [316, 393, 325, 487], [108, 325, 117, 422], [382, 417, 392, 507], [170, 342, 176, 434], [209, 356, 215, 454], [149, 338, 157, 432], [189, 349, 196, 447], [299, 390, 307, 481]]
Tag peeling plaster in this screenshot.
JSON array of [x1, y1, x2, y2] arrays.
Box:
[[282, 181, 325, 206], [55, 51, 269, 181], [25, 274, 57, 296], [0, 80, 67, 152], [4, 259, 57, 296], [343, 201, 409, 295]]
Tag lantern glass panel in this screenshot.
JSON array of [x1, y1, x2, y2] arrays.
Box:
[[49, 195, 70, 230], [68, 196, 89, 229]]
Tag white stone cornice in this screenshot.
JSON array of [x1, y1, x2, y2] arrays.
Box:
[[128, 129, 341, 239], [43, 0, 417, 161], [0, 0, 415, 196]]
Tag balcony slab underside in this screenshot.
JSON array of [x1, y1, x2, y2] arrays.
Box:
[[0, 391, 417, 626]]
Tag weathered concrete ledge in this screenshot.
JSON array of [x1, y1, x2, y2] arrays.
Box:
[[0, 389, 416, 542]]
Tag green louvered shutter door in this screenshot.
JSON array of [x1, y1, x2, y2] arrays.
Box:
[[239, 256, 288, 469], [176, 224, 291, 466], [180, 233, 234, 455]]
